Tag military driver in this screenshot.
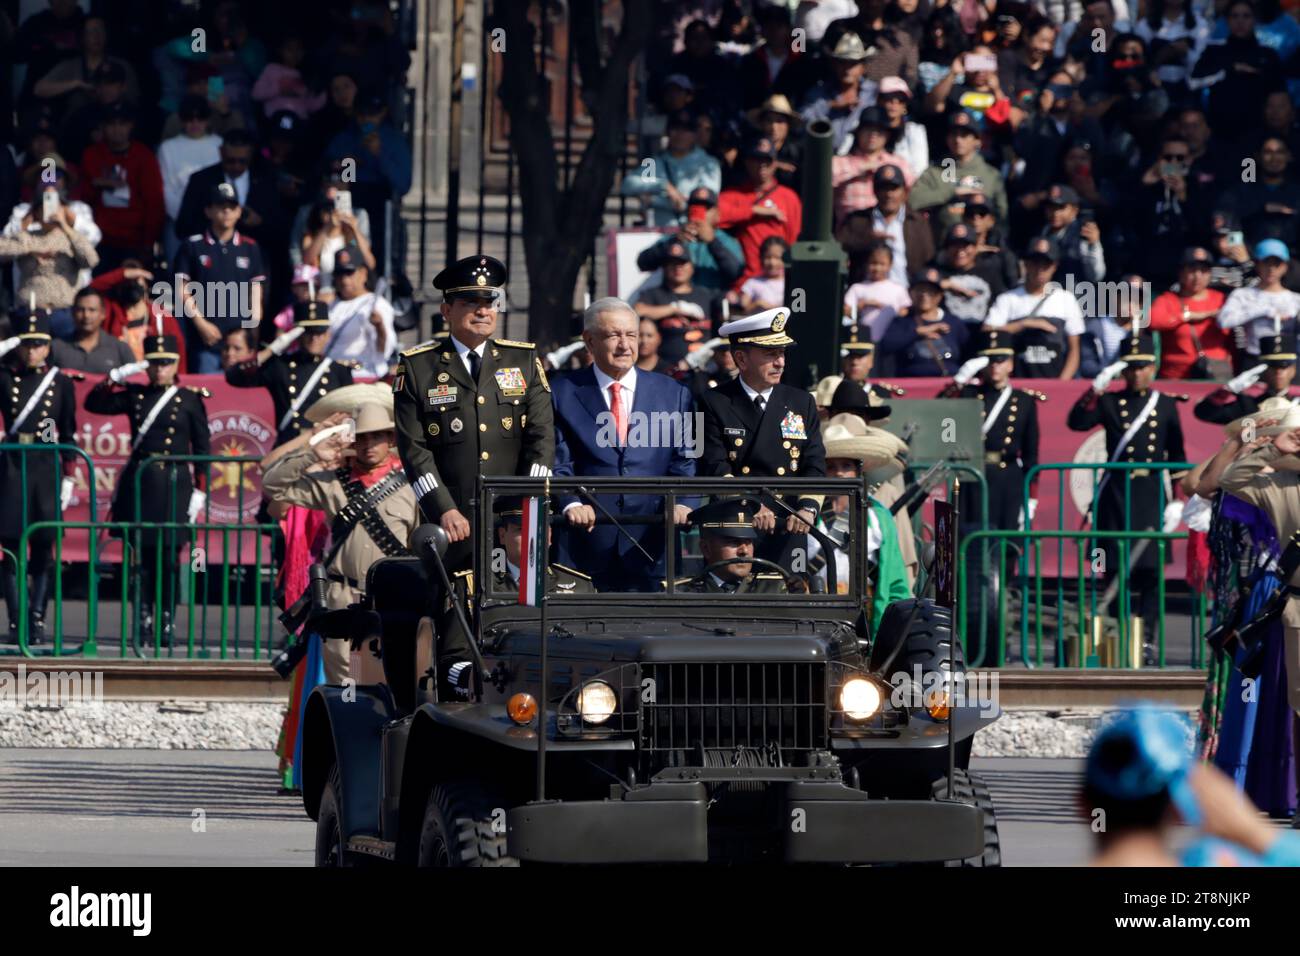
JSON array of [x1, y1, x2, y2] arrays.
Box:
[[676, 498, 789, 594]]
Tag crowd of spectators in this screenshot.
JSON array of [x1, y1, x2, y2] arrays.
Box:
[[629, 0, 1300, 381], [0, 0, 412, 378]]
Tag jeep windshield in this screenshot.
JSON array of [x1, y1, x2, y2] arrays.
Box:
[[478, 477, 866, 601]]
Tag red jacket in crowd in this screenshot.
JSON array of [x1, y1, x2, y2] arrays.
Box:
[[717, 181, 802, 289], [90, 267, 189, 370], [1148, 288, 1229, 380], [80, 141, 165, 253]]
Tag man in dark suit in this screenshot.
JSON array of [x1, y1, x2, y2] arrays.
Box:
[[173, 129, 280, 245], [699, 307, 826, 564], [552, 297, 697, 592]]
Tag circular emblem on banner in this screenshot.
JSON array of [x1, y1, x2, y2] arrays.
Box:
[[1069, 429, 1109, 518], [202, 407, 277, 524]]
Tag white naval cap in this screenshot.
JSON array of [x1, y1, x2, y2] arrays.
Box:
[[718, 306, 795, 347]]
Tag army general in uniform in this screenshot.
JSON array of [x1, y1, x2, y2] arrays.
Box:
[[393, 255, 555, 568], [0, 310, 79, 642], [85, 333, 211, 645]]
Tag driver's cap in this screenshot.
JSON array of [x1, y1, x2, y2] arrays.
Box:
[[694, 497, 761, 540]]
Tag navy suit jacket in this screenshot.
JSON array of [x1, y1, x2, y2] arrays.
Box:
[[552, 366, 697, 588]]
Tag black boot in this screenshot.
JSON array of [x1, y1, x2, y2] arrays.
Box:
[[28, 567, 51, 646], [1, 564, 17, 644]]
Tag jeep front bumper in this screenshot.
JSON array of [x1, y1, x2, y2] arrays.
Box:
[[506, 780, 984, 864]]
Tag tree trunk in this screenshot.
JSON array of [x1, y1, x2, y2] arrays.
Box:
[[496, 0, 651, 345]]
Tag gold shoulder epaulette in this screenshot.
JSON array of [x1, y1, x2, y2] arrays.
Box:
[[187, 386, 212, 398], [672, 576, 693, 585], [755, 572, 784, 579], [551, 563, 592, 581], [401, 341, 437, 357], [336, 359, 362, 369], [494, 338, 535, 349], [452, 568, 473, 579], [1021, 388, 1047, 402]]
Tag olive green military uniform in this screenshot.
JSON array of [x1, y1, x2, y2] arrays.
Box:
[[393, 337, 555, 544], [492, 564, 596, 596], [262, 449, 420, 683], [675, 571, 788, 593]]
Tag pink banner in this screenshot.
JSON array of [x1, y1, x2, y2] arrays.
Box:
[[890, 377, 1229, 580], [62, 374, 276, 564]]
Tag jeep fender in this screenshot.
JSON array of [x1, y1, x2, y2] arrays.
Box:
[[301, 683, 395, 831]]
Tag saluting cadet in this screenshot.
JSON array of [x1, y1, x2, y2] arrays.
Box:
[[261, 385, 419, 684], [939, 329, 1042, 531], [1068, 328, 1187, 662], [392, 254, 554, 567], [86, 333, 210, 647], [224, 299, 355, 447], [0, 310, 79, 643], [699, 307, 826, 559], [1195, 329, 1299, 426], [676, 498, 789, 594]]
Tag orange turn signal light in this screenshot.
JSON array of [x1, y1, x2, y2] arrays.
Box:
[[927, 692, 951, 721], [508, 693, 538, 725]]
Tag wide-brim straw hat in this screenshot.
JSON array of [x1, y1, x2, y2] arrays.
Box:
[[1225, 395, 1300, 438], [304, 383, 395, 433], [824, 422, 907, 476], [746, 93, 803, 128]]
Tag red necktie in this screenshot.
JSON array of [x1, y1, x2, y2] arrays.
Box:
[[609, 381, 628, 446]]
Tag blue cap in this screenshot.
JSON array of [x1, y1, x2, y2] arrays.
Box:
[[1253, 238, 1291, 263], [1085, 704, 1200, 825]]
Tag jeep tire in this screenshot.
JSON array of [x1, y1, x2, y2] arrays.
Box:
[[930, 769, 1001, 867], [416, 780, 517, 867], [315, 765, 348, 867]]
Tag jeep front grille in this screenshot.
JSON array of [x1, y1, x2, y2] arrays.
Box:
[[641, 662, 828, 754]]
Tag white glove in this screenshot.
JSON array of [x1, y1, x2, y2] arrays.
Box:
[[1226, 363, 1268, 395], [1092, 360, 1127, 393], [1181, 494, 1213, 532], [953, 356, 989, 386], [673, 300, 706, 321], [545, 340, 585, 369], [187, 490, 206, 524], [685, 337, 725, 370], [1027, 498, 1038, 522], [1163, 501, 1184, 533], [0, 336, 20, 358], [268, 326, 305, 356], [109, 360, 150, 384], [60, 477, 74, 512]]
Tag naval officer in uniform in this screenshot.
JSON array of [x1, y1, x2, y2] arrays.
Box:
[[224, 299, 355, 447], [393, 255, 554, 567], [698, 307, 826, 562], [0, 310, 80, 642]]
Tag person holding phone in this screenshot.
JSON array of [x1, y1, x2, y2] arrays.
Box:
[[300, 187, 377, 292], [634, 186, 744, 293]]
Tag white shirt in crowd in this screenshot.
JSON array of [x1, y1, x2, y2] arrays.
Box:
[[869, 205, 910, 288], [1133, 14, 1211, 86], [984, 284, 1086, 336], [796, 0, 860, 42], [890, 122, 930, 180], [157, 133, 222, 220], [1216, 286, 1300, 356], [326, 293, 397, 378]]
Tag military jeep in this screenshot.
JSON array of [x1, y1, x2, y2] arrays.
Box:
[[300, 477, 1001, 866]]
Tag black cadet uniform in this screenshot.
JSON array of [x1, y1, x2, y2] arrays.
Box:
[[938, 329, 1042, 532], [838, 331, 899, 404], [393, 255, 555, 564], [676, 498, 788, 593], [1194, 332, 1298, 425], [1067, 330, 1186, 652], [85, 334, 211, 641], [224, 300, 355, 446], [0, 310, 79, 641]]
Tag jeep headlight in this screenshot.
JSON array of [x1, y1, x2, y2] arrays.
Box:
[[577, 680, 617, 725], [840, 678, 883, 722]]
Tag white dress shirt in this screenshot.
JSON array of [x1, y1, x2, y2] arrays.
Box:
[[451, 335, 487, 375], [226, 168, 250, 206], [593, 364, 638, 409], [325, 293, 397, 378], [739, 377, 775, 408]]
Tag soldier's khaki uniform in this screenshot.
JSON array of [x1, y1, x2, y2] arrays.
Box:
[[1219, 442, 1300, 720], [262, 451, 420, 682]]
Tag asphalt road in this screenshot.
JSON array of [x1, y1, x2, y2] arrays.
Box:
[[0, 750, 1104, 866]]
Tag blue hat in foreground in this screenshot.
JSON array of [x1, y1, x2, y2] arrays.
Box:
[[1085, 704, 1200, 825], [1254, 238, 1291, 263]]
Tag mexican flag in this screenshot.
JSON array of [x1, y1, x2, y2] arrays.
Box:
[[518, 496, 546, 606]]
